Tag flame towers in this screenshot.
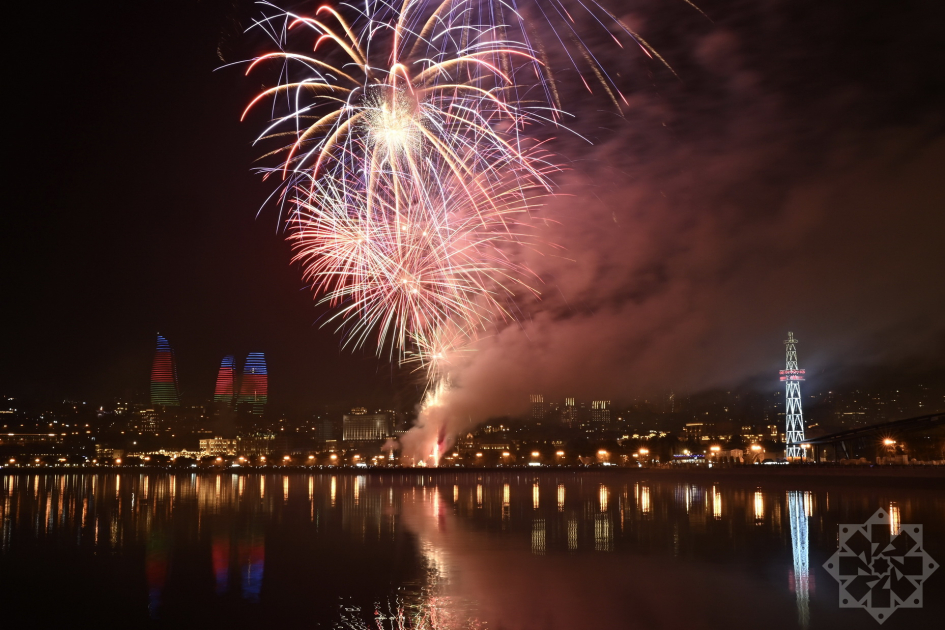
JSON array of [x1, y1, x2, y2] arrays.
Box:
[[150, 334, 180, 407], [780, 332, 807, 460], [238, 353, 268, 415], [214, 355, 236, 405]]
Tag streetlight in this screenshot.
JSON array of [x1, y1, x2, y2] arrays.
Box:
[[883, 438, 896, 446]]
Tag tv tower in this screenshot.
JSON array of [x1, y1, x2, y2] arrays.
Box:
[[780, 332, 807, 459]]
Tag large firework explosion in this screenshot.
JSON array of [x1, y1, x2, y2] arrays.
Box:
[[242, 1, 571, 370], [240, 0, 674, 463]]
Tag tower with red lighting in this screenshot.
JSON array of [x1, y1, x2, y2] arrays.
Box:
[[780, 332, 806, 459], [150, 334, 180, 407], [213, 355, 236, 405], [238, 353, 268, 415]]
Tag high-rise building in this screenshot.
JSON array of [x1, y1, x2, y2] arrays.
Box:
[[780, 332, 807, 459], [214, 355, 236, 405], [530, 394, 545, 421], [238, 353, 268, 415], [562, 397, 577, 427], [150, 334, 180, 407], [591, 400, 611, 424], [342, 411, 391, 442]]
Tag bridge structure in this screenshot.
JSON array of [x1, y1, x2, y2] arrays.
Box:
[[803, 411, 945, 462]]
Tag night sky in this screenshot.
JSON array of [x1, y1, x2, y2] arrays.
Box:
[[4, 0, 943, 414]]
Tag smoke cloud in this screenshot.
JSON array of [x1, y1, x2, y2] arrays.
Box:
[[398, 0, 945, 456]]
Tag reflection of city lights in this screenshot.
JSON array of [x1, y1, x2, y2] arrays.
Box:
[[713, 486, 722, 520], [476, 483, 483, 506], [330, 476, 336, 506], [533, 483, 540, 509], [503, 483, 510, 507], [754, 491, 764, 524], [557, 484, 565, 511], [641, 486, 650, 515], [599, 485, 608, 512], [453, 485, 458, 502]]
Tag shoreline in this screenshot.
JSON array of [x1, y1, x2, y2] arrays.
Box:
[[2, 464, 943, 481]]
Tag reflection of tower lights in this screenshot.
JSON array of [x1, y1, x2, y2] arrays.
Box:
[[533, 483, 540, 509], [531, 518, 546, 555], [889, 502, 901, 535], [595, 514, 612, 552], [787, 490, 810, 629], [557, 484, 565, 512], [599, 485, 608, 512], [754, 491, 764, 524], [713, 486, 722, 520]]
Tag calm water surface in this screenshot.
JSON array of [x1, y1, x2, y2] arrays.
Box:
[[1, 471, 942, 629]]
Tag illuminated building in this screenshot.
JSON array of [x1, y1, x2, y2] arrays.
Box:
[[214, 355, 236, 405], [199, 437, 237, 457], [591, 400, 611, 424], [342, 412, 391, 442], [780, 332, 807, 459], [150, 334, 180, 407], [562, 397, 577, 427], [238, 353, 268, 415], [530, 394, 545, 420]]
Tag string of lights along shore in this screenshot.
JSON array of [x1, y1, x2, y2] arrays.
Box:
[[780, 332, 807, 459]]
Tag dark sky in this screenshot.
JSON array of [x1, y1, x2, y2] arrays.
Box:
[[3, 0, 943, 414]]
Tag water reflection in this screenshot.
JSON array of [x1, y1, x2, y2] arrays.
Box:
[[0, 472, 942, 629], [788, 490, 811, 630]]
